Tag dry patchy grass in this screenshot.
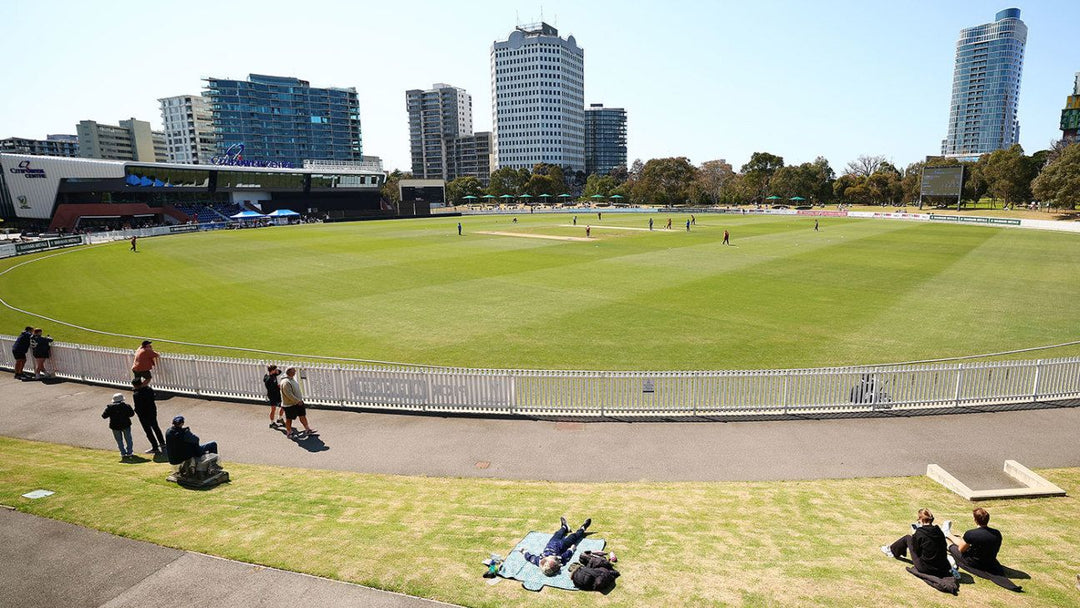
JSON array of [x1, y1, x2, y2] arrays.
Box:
[[2, 436, 1078, 607]]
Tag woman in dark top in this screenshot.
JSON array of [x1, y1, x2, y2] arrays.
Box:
[[882, 508, 952, 577]]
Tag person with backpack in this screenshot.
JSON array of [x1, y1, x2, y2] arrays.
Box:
[[101, 393, 135, 459]]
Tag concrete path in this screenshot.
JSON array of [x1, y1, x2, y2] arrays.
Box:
[[3, 375, 1080, 486], [0, 509, 456, 608]]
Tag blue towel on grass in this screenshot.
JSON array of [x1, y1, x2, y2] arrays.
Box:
[[499, 531, 606, 591]]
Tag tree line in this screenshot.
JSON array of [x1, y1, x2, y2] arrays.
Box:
[[384, 141, 1080, 209]]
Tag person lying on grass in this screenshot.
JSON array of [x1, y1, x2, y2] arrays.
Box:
[[519, 517, 591, 576]]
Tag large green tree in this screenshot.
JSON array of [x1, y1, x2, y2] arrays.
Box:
[[740, 152, 784, 203], [978, 144, 1038, 207], [1032, 142, 1080, 209], [445, 176, 484, 204], [584, 173, 619, 198], [689, 160, 735, 205], [486, 167, 530, 196], [632, 157, 697, 205]]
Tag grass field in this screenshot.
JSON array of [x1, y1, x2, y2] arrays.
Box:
[[2, 213, 1079, 370], [2, 437, 1078, 608]]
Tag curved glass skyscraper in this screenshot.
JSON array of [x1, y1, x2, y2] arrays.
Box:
[[941, 8, 1027, 158]]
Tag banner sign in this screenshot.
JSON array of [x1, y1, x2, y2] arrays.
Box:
[[929, 214, 1021, 226], [168, 224, 199, 234], [796, 210, 848, 217], [210, 143, 295, 169], [14, 235, 83, 254]]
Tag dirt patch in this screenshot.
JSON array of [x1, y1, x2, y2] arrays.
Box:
[[476, 230, 591, 242]]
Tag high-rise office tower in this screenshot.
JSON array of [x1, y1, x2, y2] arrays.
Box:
[[1061, 73, 1080, 143], [159, 94, 218, 164], [406, 84, 473, 180], [448, 132, 492, 183], [204, 74, 362, 167], [76, 118, 166, 162], [941, 8, 1027, 158], [491, 22, 585, 172], [585, 104, 627, 176]]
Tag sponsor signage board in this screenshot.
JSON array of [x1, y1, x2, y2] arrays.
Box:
[[14, 235, 82, 254], [8, 160, 46, 179], [169, 224, 199, 234], [929, 214, 1021, 226]]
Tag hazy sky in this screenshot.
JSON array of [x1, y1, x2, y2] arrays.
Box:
[[3, 0, 1077, 172]]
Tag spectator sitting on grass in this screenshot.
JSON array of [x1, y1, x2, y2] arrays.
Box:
[[519, 517, 591, 576], [881, 508, 953, 578]]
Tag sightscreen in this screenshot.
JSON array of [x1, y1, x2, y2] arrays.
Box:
[[920, 166, 964, 197]]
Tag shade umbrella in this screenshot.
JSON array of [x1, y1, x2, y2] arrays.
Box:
[[462, 195, 478, 200], [610, 194, 624, 199], [789, 196, 805, 201], [518, 194, 532, 198], [499, 194, 514, 199], [589, 194, 605, 199], [539, 193, 551, 199], [558, 193, 573, 199], [482, 194, 496, 199], [765, 196, 781, 200]]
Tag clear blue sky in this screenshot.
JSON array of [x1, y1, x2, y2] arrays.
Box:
[[3, 0, 1077, 173]]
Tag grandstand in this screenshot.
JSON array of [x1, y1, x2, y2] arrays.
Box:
[[0, 153, 388, 230]]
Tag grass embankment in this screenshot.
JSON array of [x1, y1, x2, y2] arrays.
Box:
[[2, 436, 1078, 607], [2, 215, 1080, 370]]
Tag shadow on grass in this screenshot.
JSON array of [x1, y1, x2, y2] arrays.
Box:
[[1000, 565, 1031, 580]]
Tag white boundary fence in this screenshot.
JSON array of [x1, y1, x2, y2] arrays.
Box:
[[3, 335, 1078, 418]]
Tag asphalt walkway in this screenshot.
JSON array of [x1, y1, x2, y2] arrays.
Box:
[[0, 509, 456, 608], [3, 375, 1080, 486]]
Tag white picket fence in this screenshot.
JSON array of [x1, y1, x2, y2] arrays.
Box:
[[3, 335, 1078, 418]]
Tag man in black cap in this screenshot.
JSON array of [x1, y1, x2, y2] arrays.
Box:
[[165, 415, 218, 465]]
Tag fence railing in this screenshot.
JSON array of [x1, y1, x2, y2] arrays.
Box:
[[3, 335, 1078, 418]]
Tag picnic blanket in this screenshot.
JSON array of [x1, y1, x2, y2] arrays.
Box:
[[499, 531, 606, 591]]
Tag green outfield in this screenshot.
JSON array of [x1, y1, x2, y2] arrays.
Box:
[[2, 214, 1079, 370]]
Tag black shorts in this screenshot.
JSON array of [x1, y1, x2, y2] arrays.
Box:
[[12, 351, 27, 362], [283, 405, 305, 420], [133, 370, 152, 381]]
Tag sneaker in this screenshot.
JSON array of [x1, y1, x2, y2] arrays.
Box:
[[946, 553, 957, 569], [269, 422, 278, 429], [951, 567, 961, 580], [880, 545, 895, 558], [303, 429, 318, 436], [560, 516, 568, 530], [276, 418, 285, 425], [144, 447, 160, 454], [581, 518, 591, 531], [940, 520, 952, 537]]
